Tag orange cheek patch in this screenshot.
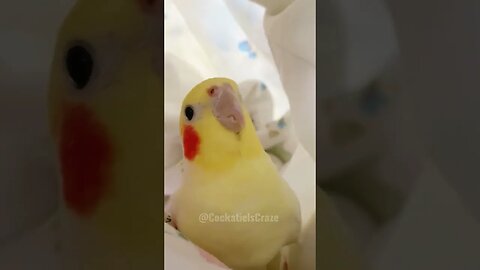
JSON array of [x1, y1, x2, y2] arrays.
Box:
[[183, 125, 200, 161], [59, 103, 113, 217]]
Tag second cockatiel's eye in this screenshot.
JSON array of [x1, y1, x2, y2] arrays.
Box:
[[65, 44, 94, 89]]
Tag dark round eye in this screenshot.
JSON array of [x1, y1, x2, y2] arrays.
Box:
[[185, 105, 194, 121], [66, 45, 94, 89]]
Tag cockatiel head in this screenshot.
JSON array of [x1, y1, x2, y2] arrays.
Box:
[[180, 78, 265, 170], [48, 0, 163, 250]]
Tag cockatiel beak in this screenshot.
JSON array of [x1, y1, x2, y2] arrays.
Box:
[[210, 83, 245, 133]]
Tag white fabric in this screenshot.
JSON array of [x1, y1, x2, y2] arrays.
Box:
[[166, 0, 289, 117], [164, 224, 230, 270], [251, 0, 398, 159], [281, 145, 316, 228], [254, 0, 316, 158]]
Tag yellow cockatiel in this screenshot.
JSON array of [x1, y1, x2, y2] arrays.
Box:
[[169, 78, 302, 270], [48, 0, 163, 268]]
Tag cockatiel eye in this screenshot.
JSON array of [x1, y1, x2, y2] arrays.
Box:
[[65, 42, 94, 89], [185, 105, 195, 121]]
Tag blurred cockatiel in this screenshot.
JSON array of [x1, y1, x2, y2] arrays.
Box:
[[168, 78, 301, 270], [48, 0, 163, 268]]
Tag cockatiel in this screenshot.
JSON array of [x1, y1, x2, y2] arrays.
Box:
[[48, 0, 163, 268], [169, 78, 301, 270]]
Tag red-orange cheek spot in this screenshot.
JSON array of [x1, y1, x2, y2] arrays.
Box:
[[59, 103, 113, 217], [183, 125, 200, 161]]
